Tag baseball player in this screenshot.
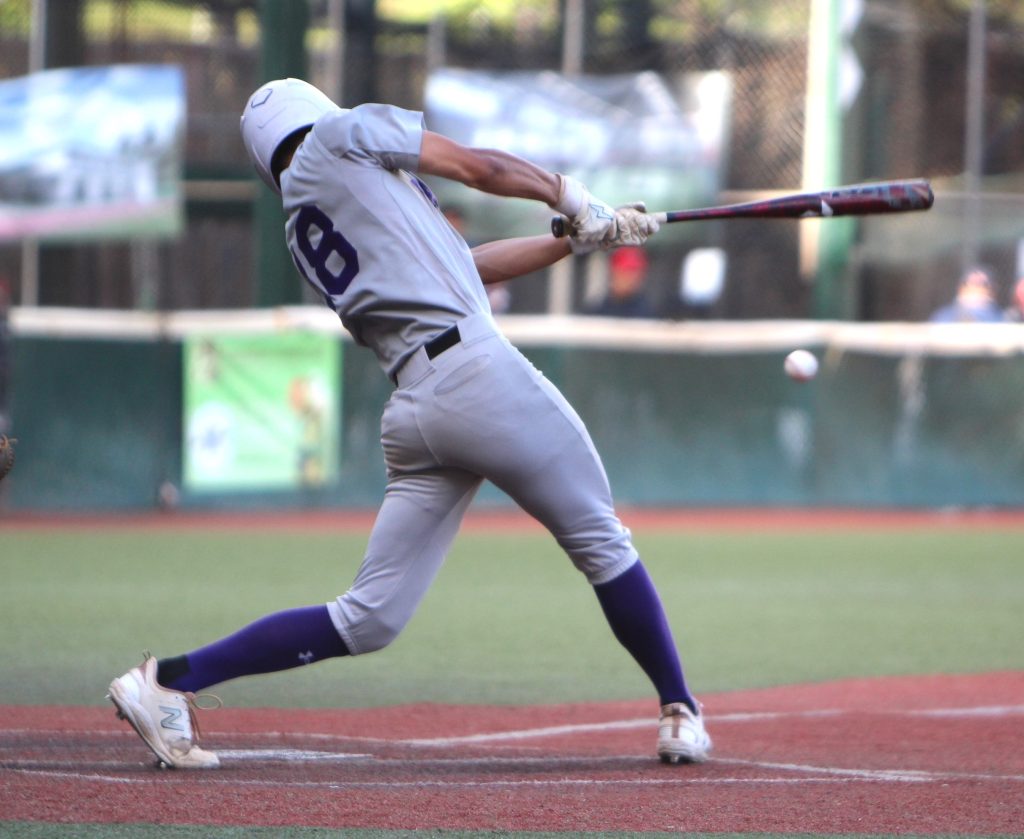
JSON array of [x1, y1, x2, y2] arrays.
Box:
[[108, 78, 711, 769]]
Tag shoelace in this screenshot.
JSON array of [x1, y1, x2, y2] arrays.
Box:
[[141, 650, 222, 745], [182, 691, 223, 744]]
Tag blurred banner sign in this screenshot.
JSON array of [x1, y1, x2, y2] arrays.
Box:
[[424, 68, 731, 242], [183, 332, 341, 492], [0, 65, 185, 242]]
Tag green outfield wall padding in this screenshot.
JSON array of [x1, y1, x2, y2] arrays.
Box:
[[3, 334, 1024, 511], [7, 338, 182, 511], [816, 351, 1024, 506]]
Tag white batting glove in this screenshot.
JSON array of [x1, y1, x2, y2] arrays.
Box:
[[611, 201, 660, 247], [554, 174, 617, 245], [569, 203, 659, 254]]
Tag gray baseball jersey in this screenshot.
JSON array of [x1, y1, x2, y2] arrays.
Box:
[[279, 103, 638, 655], [283, 104, 489, 381]]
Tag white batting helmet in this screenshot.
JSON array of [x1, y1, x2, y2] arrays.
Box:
[[240, 78, 339, 193]]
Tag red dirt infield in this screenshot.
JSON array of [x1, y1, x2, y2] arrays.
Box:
[[3, 671, 1022, 834], [4, 506, 1024, 533]]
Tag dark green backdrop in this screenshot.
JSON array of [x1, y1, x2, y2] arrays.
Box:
[[5, 333, 1024, 511]]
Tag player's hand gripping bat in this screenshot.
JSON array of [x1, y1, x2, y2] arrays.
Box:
[[550, 178, 934, 238]]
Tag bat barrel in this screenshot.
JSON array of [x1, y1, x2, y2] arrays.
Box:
[[824, 179, 934, 214]]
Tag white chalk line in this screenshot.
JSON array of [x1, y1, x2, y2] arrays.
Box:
[[716, 758, 1024, 784], [6, 757, 1024, 791], [0, 767, 918, 789], [213, 748, 373, 762], [911, 703, 1024, 718], [3, 701, 1023, 789], [4, 702, 1022, 748], [400, 703, 1024, 747], [0, 749, 374, 771], [0, 728, 392, 744]]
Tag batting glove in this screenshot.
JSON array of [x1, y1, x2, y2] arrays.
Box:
[[554, 174, 617, 246], [611, 201, 661, 247], [569, 203, 659, 254]]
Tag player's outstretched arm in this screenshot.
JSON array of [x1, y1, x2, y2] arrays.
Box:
[[418, 131, 615, 245], [471, 235, 572, 284], [419, 131, 561, 204]]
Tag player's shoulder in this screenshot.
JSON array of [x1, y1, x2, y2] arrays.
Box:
[[315, 103, 424, 154]]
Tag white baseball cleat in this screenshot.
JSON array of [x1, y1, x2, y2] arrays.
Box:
[[107, 655, 220, 769], [657, 701, 712, 764]]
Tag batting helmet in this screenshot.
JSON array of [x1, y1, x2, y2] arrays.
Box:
[[240, 78, 339, 193]]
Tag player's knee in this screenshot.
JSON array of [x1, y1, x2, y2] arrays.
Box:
[[565, 531, 639, 585], [353, 616, 405, 653], [329, 595, 410, 655]]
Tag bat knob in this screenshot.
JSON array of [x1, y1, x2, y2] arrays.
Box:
[[551, 216, 568, 238]]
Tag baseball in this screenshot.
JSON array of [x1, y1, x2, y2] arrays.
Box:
[[784, 349, 818, 382]]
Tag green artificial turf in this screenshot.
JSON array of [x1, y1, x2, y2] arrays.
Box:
[[0, 525, 1021, 708]]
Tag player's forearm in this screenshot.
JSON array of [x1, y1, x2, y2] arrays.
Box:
[[459, 149, 562, 205], [472, 235, 572, 284], [419, 132, 562, 206]]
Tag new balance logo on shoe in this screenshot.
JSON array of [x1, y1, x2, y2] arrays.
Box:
[[109, 655, 220, 769], [159, 704, 185, 732]]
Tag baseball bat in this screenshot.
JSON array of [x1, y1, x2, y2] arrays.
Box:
[[550, 178, 934, 238]]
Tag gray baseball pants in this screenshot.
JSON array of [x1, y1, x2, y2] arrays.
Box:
[[327, 312, 638, 655]]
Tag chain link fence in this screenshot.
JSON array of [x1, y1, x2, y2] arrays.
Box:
[[1, 0, 1022, 319]]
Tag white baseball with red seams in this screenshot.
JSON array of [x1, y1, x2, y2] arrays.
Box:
[[784, 349, 819, 382]]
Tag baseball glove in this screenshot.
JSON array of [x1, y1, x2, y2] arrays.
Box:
[[0, 435, 15, 481]]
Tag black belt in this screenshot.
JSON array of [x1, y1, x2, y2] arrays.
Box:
[[425, 324, 461, 359]]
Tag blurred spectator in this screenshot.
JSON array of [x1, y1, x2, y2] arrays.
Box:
[[928, 266, 1006, 323], [485, 282, 511, 314], [442, 204, 469, 239], [586, 247, 656, 318], [679, 247, 726, 319], [1004, 277, 1024, 322], [0, 276, 10, 436], [444, 203, 510, 314]]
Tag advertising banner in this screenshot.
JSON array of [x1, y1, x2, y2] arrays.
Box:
[[424, 68, 731, 242], [184, 332, 341, 492], [0, 64, 185, 242]]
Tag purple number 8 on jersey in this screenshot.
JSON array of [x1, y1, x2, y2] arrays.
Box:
[[293, 205, 359, 298]]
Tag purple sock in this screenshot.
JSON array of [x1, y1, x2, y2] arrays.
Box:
[[593, 560, 696, 712], [157, 604, 348, 693]]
